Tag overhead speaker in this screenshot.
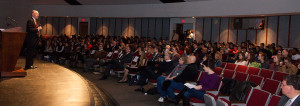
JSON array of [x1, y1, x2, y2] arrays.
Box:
[[160, 0, 185, 3]]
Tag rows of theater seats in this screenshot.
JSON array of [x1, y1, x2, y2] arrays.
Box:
[[177, 62, 285, 106]]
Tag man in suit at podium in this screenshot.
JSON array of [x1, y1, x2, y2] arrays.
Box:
[[24, 10, 42, 70]]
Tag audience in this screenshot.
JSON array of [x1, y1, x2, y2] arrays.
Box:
[[34, 34, 300, 105]]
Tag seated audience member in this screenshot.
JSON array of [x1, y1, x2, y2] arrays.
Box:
[[279, 58, 298, 75], [84, 44, 107, 72], [119, 47, 146, 83], [157, 57, 188, 102], [234, 52, 248, 66], [171, 47, 180, 64], [248, 53, 261, 68], [214, 51, 222, 68], [157, 56, 198, 103], [282, 49, 291, 59], [277, 75, 300, 106], [99, 46, 133, 80], [135, 54, 173, 92], [270, 55, 280, 71], [291, 48, 300, 61], [258, 52, 270, 69], [174, 59, 218, 105]]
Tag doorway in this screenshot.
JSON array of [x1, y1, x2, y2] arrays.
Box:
[[175, 23, 193, 42], [79, 22, 88, 36]]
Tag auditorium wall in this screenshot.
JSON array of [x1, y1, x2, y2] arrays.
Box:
[[194, 15, 300, 48], [0, 0, 31, 31], [39, 17, 170, 40], [33, 0, 300, 18]]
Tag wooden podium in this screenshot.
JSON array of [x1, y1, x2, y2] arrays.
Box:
[[0, 27, 27, 77]]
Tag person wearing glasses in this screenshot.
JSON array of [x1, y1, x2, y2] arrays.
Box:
[[278, 75, 300, 106], [279, 58, 298, 75]]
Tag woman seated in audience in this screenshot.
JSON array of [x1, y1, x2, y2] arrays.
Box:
[[156, 57, 188, 102], [234, 52, 248, 66], [258, 52, 269, 69], [247, 53, 261, 68], [119, 47, 146, 82], [174, 59, 218, 105], [214, 51, 222, 68], [171, 47, 180, 64]]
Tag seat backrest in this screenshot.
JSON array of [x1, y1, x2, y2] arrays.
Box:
[[214, 67, 223, 76], [225, 63, 237, 70], [247, 67, 261, 75], [267, 95, 281, 106], [234, 72, 249, 82], [272, 71, 288, 81], [235, 65, 248, 73], [259, 68, 274, 79], [222, 62, 227, 68], [247, 75, 264, 86], [246, 88, 271, 106], [222, 69, 235, 79], [204, 92, 218, 106], [262, 78, 281, 95], [196, 71, 204, 81]]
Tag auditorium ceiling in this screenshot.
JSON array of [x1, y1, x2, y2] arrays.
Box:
[[31, 0, 204, 5]]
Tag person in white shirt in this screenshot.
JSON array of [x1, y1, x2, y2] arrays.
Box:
[[234, 52, 248, 66], [278, 75, 300, 106]]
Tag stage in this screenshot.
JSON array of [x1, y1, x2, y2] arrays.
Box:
[[0, 58, 118, 106]]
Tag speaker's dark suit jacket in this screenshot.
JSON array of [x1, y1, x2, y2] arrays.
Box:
[[24, 17, 39, 68], [277, 95, 300, 106]]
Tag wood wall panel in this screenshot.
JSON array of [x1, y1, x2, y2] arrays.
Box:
[[128, 18, 135, 37], [90, 17, 96, 35], [59, 17, 65, 35], [52, 17, 59, 35], [148, 18, 156, 39], [71, 17, 78, 35], [211, 18, 220, 43], [267, 16, 278, 45], [46, 17, 53, 36], [278, 16, 289, 47], [108, 18, 115, 36], [121, 18, 128, 37], [203, 18, 211, 41], [135, 18, 142, 37], [141, 18, 148, 38], [162, 18, 170, 40], [155, 18, 163, 39], [220, 18, 229, 43], [238, 30, 246, 45], [247, 30, 256, 44], [40, 17, 47, 35], [195, 18, 203, 41], [96, 18, 103, 35], [65, 17, 72, 35], [290, 15, 300, 48], [115, 18, 122, 36], [102, 18, 109, 36]]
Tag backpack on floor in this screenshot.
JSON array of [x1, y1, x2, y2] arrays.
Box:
[[146, 87, 158, 95]]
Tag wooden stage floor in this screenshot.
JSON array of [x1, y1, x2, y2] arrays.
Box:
[[0, 58, 117, 106]]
